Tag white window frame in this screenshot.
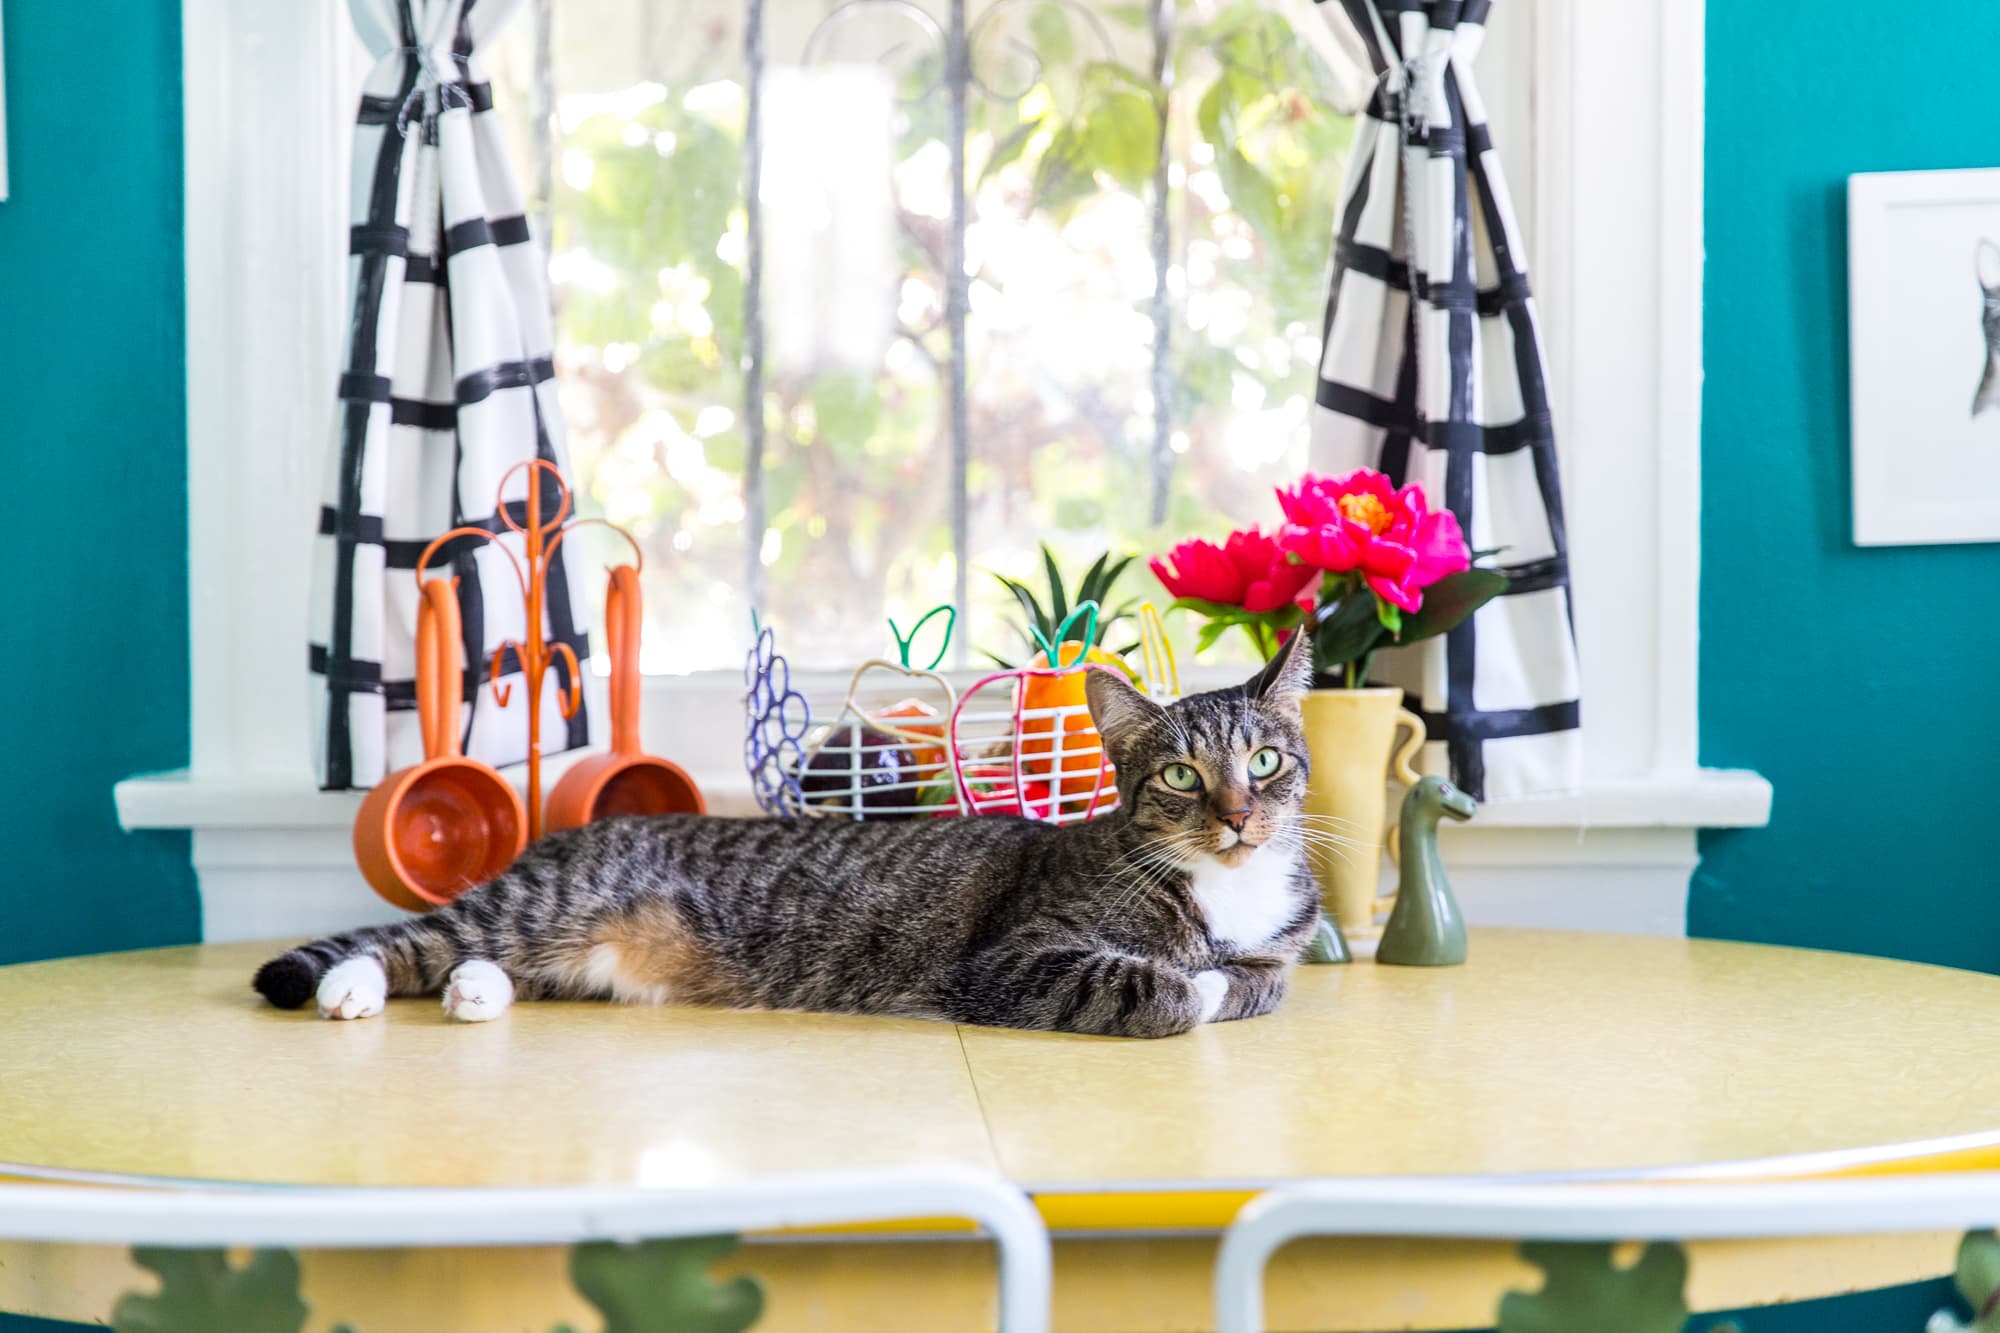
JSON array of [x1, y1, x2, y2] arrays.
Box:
[[122, 0, 1766, 943]]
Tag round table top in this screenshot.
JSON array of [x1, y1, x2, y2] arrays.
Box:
[[3, 930, 1997, 1207]]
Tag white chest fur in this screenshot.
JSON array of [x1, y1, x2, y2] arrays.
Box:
[[1188, 846, 1302, 951]]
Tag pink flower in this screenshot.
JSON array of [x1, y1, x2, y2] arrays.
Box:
[[1150, 527, 1317, 614], [1276, 470, 1469, 613]]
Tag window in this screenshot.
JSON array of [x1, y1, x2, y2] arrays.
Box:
[[480, 0, 1389, 672], [140, 0, 1768, 946]]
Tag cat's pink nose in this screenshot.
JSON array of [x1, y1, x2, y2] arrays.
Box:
[[1218, 808, 1250, 833]]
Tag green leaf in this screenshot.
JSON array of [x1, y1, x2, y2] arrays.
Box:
[[1030, 121, 1097, 214], [980, 117, 1041, 184], [1028, 3, 1077, 66], [994, 572, 1052, 642], [1162, 596, 1227, 618], [1194, 619, 1236, 656], [1195, 70, 1283, 237], [1031, 65, 1162, 209], [1079, 68, 1162, 192], [1395, 569, 1509, 646], [113, 1249, 313, 1333], [1311, 593, 1386, 675], [1104, 3, 1151, 28], [1082, 554, 1136, 609], [563, 1235, 765, 1333], [1076, 551, 1112, 607], [1374, 596, 1403, 636], [1497, 1241, 1689, 1333], [1041, 544, 1069, 628], [1100, 596, 1142, 642]]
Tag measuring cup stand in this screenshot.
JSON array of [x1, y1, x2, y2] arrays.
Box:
[[354, 578, 529, 911], [545, 564, 705, 831]]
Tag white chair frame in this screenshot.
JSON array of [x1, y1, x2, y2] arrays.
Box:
[[0, 1163, 1052, 1333], [1214, 1174, 2000, 1333]]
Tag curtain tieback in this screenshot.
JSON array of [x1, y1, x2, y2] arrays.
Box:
[[389, 46, 477, 139], [1375, 52, 1434, 140]]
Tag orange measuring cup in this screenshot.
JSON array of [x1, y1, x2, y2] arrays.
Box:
[[354, 578, 529, 910], [546, 564, 705, 829]]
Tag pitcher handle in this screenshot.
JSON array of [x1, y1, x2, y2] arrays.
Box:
[[1389, 707, 1425, 785], [1380, 707, 1427, 890]]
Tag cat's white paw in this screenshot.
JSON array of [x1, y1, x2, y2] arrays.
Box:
[[317, 957, 387, 1021], [1192, 969, 1230, 1024], [443, 960, 514, 1023]]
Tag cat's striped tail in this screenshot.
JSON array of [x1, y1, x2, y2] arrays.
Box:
[[252, 912, 474, 1010]]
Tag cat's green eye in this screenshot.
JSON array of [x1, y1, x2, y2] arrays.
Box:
[[1161, 763, 1202, 792], [1248, 747, 1283, 779]]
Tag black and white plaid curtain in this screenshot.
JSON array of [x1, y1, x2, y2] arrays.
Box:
[[1312, 0, 1581, 799], [311, 0, 593, 790]]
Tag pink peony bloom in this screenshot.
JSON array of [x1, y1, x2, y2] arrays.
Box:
[[1150, 527, 1317, 614], [1276, 470, 1470, 613]]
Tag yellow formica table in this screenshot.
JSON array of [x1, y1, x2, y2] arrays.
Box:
[[3, 929, 1997, 1331]]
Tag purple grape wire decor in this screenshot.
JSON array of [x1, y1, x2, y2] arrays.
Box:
[[743, 625, 813, 817]]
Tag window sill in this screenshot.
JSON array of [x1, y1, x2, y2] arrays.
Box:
[[115, 766, 1770, 834], [115, 764, 1767, 944]]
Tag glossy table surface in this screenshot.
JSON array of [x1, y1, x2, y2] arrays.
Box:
[[4, 928, 1999, 1202]]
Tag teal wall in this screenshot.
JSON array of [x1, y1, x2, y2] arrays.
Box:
[[0, 1, 197, 966], [0, 0, 1983, 1329], [1692, 0, 2000, 971]]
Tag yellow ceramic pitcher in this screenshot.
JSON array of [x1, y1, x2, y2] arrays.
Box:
[[1298, 687, 1425, 956]]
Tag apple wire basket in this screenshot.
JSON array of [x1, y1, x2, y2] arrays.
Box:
[[743, 601, 1182, 824]]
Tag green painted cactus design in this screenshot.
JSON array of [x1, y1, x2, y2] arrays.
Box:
[[1496, 1240, 1690, 1333], [556, 1235, 765, 1333], [1929, 1230, 2000, 1331], [112, 1248, 346, 1333], [107, 1236, 764, 1333]]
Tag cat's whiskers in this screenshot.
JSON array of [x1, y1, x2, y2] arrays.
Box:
[[1094, 830, 1201, 879], [1290, 812, 1367, 833], [1095, 829, 1205, 917], [1269, 823, 1362, 869]]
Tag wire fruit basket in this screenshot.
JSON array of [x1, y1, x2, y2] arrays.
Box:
[[744, 603, 1180, 824]]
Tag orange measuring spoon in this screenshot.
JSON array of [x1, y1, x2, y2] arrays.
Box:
[[544, 564, 705, 830], [353, 578, 529, 910]]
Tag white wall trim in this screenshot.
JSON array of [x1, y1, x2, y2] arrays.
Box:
[[183, 0, 352, 784], [155, 0, 1756, 945], [1653, 0, 1706, 773]]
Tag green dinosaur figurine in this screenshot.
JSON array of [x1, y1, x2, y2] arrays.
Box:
[[1928, 1230, 2000, 1331], [1376, 775, 1476, 967]]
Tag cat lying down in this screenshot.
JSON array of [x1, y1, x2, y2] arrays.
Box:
[[256, 632, 1334, 1038]]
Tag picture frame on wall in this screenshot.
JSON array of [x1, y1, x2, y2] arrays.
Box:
[[1848, 168, 2000, 545]]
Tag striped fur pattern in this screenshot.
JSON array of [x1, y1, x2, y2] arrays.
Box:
[[256, 636, 1326, 1038]]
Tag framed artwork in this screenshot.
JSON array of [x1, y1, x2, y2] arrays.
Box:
[[1848, 168, 2000, 544]]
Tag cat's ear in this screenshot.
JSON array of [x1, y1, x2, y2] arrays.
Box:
[[1085, 665, 1165, 754], [1247, 628, 1313, 710]]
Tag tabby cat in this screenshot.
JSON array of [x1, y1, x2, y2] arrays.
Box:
[[254, 632, 1326, 1038]]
